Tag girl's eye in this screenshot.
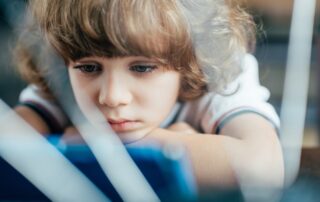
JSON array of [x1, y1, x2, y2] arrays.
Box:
[[74, 64, 101, 73], [130, 65, 157, 73]]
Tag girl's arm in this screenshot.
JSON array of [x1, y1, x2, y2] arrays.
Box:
[[137, 113, 284, 192]]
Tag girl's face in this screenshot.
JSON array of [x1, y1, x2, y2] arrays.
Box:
[[68, 56, 181, 142]]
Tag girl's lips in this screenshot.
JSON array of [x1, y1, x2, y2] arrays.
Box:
[[108, 119, 129, 124], [107, 119, 142, 132]]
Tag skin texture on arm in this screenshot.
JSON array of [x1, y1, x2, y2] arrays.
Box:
[[135, 113, 284, 192]]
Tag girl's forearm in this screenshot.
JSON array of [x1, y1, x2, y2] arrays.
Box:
[[148, 130, 240, 188], [147, 129, 282, 191]]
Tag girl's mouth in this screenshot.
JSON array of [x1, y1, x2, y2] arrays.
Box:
[[107, 119, 142, 132]]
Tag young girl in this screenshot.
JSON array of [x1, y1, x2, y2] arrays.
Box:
[[15, 0, 284, 193]]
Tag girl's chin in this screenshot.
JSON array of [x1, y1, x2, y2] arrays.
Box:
[[117, 127, 156, 144]]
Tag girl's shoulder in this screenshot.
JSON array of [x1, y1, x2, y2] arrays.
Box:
[[19, 85, 70, 133], [176, 54, 279, 133]]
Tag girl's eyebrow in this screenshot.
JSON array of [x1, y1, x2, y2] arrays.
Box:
[[72, 56, 162, 66], [75, 60, 100, 64], [68, 60, 101, 68], [129, 59, 159, 64], [126, 56, 154, 62], [126, 56, 165, 64], [73, 58, 102, 65]]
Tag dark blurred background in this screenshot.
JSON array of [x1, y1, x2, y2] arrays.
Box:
[[0, 0, 319, 147], [0, 0, 27, 106], [246, 0, 320, 147]]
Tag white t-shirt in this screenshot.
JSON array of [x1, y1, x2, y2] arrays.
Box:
[[159, 54, 279, 133], [19, 54, 279, 134]]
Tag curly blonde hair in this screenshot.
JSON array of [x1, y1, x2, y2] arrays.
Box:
[[16, 0, 255, 101]]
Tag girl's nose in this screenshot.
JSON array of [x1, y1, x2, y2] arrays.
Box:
[[98, 76, 132, 108]]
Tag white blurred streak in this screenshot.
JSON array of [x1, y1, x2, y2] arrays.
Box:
[[65, 102, 160, 202], [280, 0, 316, 186], [0, 99, 109, 202]]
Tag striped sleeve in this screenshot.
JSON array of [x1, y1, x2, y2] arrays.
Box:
[[201, 54, 280, 134], [19, 85, 69, 134]]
